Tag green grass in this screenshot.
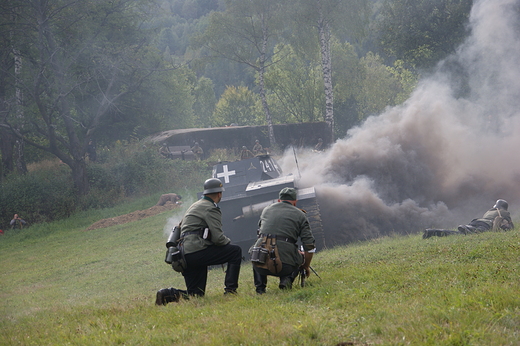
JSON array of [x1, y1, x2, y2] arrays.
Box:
[[1, 202, 519, 345]]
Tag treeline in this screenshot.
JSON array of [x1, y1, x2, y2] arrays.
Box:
[[0, 0, 472, 205], [0, 141, 211, 227]]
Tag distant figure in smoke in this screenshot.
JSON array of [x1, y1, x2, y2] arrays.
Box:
[[191, 142, 204, 161], [314, 138, 323, 152], [423, 199, 514, 238], [252, 140, 263, 155], [240, 146, 254, 160]]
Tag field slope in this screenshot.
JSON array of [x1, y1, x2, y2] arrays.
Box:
[[1, 209, 519, 345]]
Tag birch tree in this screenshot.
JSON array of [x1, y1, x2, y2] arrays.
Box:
[[289, 0, 370, 141], [194, 0, 285, 147]]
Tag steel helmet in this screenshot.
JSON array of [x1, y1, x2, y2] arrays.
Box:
[[493, 199, 508, 210], [203, 178, 225, 194]]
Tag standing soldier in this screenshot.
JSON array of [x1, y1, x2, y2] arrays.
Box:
[[156, 178, 242, 305], [249, 187, 316, 294]]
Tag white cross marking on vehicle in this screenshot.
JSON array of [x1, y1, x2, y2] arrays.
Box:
[[217, 165, 236, 184]]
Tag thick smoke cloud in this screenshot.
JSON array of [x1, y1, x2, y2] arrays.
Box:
[[280, 0, 520, 247]]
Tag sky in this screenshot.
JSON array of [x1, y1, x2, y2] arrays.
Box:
[[279, 0, 520, 246]]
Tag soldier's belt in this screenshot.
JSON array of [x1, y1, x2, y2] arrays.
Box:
[[182, 229, 205, 237], [258, 233, 296, 244]]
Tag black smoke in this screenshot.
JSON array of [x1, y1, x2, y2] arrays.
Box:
[[280, 0, 520, 247]]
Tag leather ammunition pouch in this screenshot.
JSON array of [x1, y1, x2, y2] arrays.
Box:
[[250, 234, 283, 274]]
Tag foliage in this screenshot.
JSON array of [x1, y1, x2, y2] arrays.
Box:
[[331, 40, 366, 137], [1, 0, 477, 196], [87, 141, 210, 198], [375, 0, 473, 70], [264, 44, 325, 124], [0, 0, 195, 195], [0, 216, 518, 345], [356, 52, 418, 121], [192, 77, 217, 128], [0, 163, 76, 226], [193, 0, 288, 145], [0, 141, 211, 228], [356, 52, 403, 119], [212, 86, 264, 127]]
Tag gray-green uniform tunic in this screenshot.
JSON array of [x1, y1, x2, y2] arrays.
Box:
[[254, 201, 315, 267], [475, 208, 514, 230], [181, 196, 230, 254]]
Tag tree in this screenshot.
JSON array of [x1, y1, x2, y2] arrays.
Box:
[[212, 86, 263, 127], [1, 0, 163, 196], [289, 0, 371, 141], [0, 0, 28, 176], [194, 0, 285, 147], [331, 39, 365, 138], [264, 44, 325, 124], [192, 76, 217, 128], [375, 0, 472, 70], [354, 52, 417, 121]]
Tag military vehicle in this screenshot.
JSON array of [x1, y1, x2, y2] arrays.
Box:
[[198, 154, 325, 254]]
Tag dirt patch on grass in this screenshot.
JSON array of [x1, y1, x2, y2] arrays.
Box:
[[85, 201, 182, 231]]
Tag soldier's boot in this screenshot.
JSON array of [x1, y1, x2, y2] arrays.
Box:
[[457, 225, 476, 234], [224, 263, 241, 295], [423, 229, 434, 238], [457, 225, 467, 234], [253, 269, 267, 294], [279, 269, 299, 290], [155, 287, 185, 306]]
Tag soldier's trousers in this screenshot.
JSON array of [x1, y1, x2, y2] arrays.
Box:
[[183, 243, 242, 296], [253, 263, 299, 293]]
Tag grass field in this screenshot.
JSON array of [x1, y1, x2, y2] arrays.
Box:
[[1, 200, 519, 345]]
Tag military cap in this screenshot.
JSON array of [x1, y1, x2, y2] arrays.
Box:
[[279, 187, 297, 201]]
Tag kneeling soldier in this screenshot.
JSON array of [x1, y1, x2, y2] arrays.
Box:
[[156, 178, 242, 305], [249, 187, 316, 294]]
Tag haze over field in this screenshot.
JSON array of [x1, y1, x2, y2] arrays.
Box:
[[280, 0, 520, 245]]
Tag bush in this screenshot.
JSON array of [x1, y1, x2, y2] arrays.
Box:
[[0, 165, 76, 227], [0, 141, 213, 228]]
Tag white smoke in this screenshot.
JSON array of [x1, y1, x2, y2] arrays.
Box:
[[280, 0, 520, 246]]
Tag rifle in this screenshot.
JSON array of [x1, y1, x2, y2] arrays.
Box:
[[298, 245, 321, 287], [298, 265, 321, 287]]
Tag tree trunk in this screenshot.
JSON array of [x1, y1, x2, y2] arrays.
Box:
[[0, 129, 15, 175], [259, 69, 276, 147], [14, 138, 27, 174], [70, 159, 89, 196], [39, 10, 90, 196], [317, 6, 334, 142], [258, 12, 276, 147]]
